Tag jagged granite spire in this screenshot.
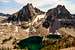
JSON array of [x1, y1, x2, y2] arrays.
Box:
[[7, 3, 45, 24]]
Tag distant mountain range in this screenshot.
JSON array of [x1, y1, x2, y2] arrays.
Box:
[[0, 13, 11, 17], [0, 3, 75, 27]]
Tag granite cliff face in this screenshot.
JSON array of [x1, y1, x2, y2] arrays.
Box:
[[0, 13, 11, 23], [42, 5, 75, 28], [0, 4, 75, 50], [46, 5, 72, 19], [0, 13, 11, 17], [7, 3, 45, 24]]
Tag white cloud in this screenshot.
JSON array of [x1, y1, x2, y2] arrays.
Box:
[[59, 0, 75, 14], [0, 8, 19, 14], [14, 0, 59, 12], [15, 0, 75, 13], [0, 0, 11, 3], [0, 0, 75, 14], [14, 0, 58, 7]]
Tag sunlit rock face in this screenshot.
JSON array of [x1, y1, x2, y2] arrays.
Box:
[[0, 13, 11, 23], [42, 5, 73, 28], [46, 5, 72, 19], [7, 3, 45, 25], [42, 5, 74, 35]]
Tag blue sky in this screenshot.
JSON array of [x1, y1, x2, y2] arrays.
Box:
[[0, 0, 75, 14]]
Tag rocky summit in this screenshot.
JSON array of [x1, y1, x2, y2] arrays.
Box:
[[0, 3, 75, 50], [7, 3, 45, 24], [46, 5, 72, 19], [42, 5, 75, 29]]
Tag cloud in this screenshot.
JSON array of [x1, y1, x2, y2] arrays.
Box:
[[14, 0, 59, 11], [60, 0, 75, 14], [14, 0, 59, 7], [0, 0, 11, 3], [0, 8, 18, 14], [15, 0, 75, 13], [0, 0, 59, 14], [0, 0, 75, 14]]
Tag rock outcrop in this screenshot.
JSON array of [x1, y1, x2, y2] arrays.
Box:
[[0, 13, 11, 17], [7, 3, 45, 24], [42, 5, 74, 28], [46, 5, 72, 19]]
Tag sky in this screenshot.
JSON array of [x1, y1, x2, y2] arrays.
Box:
[[0, 0, 75, 14]]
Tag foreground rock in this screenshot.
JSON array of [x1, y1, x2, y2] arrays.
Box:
[[60, 47, 75, 50]]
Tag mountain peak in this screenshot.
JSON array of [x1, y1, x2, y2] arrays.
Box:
[[6, 3, 45, 24], [46, 5, 71, 19]]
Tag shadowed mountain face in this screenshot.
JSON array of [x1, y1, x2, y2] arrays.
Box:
[[42, 5, 72, 28], [72, 14, 75, 19], [46, 5, 72, 19], [0, 13, 11, 17], [0, 13, 11, 23], [7, 3, 45, 23]]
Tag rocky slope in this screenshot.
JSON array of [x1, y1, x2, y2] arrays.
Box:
[[42, 5, 75, 29], [7, 3, 45, 24], [46, 5, 72, 19], [0, 13, 10, 23], [0, 4, 75, 50]]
